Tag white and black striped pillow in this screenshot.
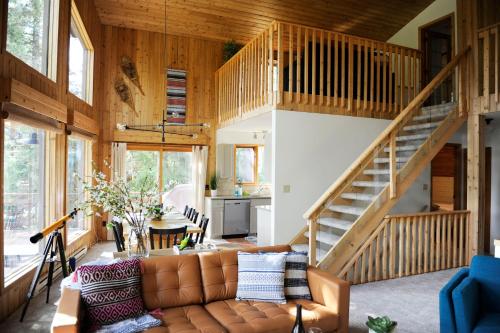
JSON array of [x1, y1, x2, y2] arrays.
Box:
[[284, 251, 312, 300]]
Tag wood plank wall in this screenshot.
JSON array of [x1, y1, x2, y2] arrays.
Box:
[[0, 0, 103, 321], [98, 26, 224, 232]]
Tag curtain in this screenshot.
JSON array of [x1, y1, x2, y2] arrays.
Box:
[[111, 142, 127, 181], [109, 142, 127, 239], [191, 146, 208, 214]]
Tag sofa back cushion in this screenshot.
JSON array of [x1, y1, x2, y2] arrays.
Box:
[[469, 255, 500, 312], [141, 254, 203, 309], [198, 245, 291, 303]]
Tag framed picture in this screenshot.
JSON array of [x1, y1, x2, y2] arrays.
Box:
[[166, 69, 187, 123]]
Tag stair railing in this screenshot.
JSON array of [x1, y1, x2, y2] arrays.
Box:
[[298, 47, 471, 268]]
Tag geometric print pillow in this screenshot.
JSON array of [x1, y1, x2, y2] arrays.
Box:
[[283, 251, 312, 300], [79, 258, 145, 326], [236, 252, 287, 304]]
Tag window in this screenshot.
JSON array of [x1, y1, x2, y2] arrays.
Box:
[[3, 121, 46, 281], [6, 0, 59, 79], [66, 136, 92, 242], [126, 150, 160, 193], [235, 145, 259, 184], [68, 2, 94, 103], [162, 151, 192, 192], [126, 146, 193, 212]]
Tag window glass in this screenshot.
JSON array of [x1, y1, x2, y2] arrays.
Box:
[[126, 150, 160, 193], [258, 146, 265, 183], [235, 147, 256, 184], [6, 0, 58, 78], [67, 137, 90, 241], [162, 151, 192, 192], [68, 11, 93, 103], [3, 121, 46, 280]]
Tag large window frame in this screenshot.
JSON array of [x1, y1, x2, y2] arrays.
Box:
[[126, 144, 193, 195], [66, 135, 93, 244], [68, 0, 94, 104], [5, 0, 60, 80], [234, 144, 262, 185]]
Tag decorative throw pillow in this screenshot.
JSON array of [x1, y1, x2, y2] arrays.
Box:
[[79, 259, 145, 326], [236, 252, 287, 303], [284, 251, 312, 300]]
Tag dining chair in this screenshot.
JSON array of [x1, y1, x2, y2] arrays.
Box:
[[183, 205, 189, 216], [186, 207, 194, 219], [197, 217, 210, 244], [149, 226, 187, 250], [111, 221, 125, 252], [190, 211, 199, 223], [189, 212, 201, 241]]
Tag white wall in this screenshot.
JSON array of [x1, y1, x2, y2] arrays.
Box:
[[387, 0, 456, 50], [271, 111, 391, 245], [216, 131, 266, 145]]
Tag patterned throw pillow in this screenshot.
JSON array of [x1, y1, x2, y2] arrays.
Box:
[[236, 252, 287, 303], [79, 259, 145, 326], [284, 251, 312, 300]]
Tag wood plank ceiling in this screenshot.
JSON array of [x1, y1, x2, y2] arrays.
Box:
[[93, 0, 434, 43]]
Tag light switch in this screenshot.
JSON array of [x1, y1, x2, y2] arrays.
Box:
[[283, 185, 291, 193], [423, 184, 429, 191]]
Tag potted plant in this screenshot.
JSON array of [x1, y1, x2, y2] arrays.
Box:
[[366, 316, 397, 333], [78, 169, 160, 258], [223, 40, 242, 62], [209, 174, 219, 197], [151, 204, 164, 221]]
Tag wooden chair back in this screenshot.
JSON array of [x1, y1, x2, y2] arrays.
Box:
[[149, 226, 188, 250], [111, 221, 125, 252], [197, 217, 210, 244]]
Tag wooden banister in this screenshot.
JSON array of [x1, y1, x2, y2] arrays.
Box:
[[339, 211, 470, 284], [303, 47, 470, 220]]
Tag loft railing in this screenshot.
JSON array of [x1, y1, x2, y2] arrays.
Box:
[[478, 22, 500, 111], [339, 211, 470, 285], [216, 21, 422, 126]]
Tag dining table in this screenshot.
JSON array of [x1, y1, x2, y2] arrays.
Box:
[[149, 211, 203, 234]]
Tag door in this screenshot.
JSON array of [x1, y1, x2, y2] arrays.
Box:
[[420, 15, 453, 106], [431, 144, 462, 211]]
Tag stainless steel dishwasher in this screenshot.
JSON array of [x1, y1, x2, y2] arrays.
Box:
[[223, 199, 250, 238]]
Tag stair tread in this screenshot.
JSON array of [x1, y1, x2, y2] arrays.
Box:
[[396, 133, 429, 142], [413, 111, 449, 122], [383, 145, 419, 153], [328, 204, 365, 215], [304, 230, 341, 246], [403, 122, 441, 131], [318, 217, 354, 231], [374, 156, 410, 163], [291, 244, 327, 261], [421, 102, 456, 113], [341, 192, 376, 201], [364, 169, 390, 175], [352, 180, 388, 187]]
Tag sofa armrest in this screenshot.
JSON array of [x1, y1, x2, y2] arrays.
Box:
[[452, 277, 479, 333], [439, 268, 469, 333], [51, 287, 81, 333], [307, 267, 350, 333]]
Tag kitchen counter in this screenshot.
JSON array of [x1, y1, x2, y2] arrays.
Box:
[[207, 195, 271, 200]]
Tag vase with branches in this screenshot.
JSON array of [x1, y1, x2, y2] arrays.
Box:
[[78, 168, 160, 258]]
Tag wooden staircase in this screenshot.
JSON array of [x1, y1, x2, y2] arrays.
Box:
[[290, 48, 471, 276]]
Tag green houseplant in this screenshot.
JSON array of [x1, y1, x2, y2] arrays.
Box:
[[209, 174, 219, 197], [223, 40, 242, 62], [366, 316, 397, 333], [78, 168, 160, 258]]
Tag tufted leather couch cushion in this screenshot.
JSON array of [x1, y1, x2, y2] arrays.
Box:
[[204, 299, 338, 333], [198, 245, 292, 303], [141, 254, 204, 309]]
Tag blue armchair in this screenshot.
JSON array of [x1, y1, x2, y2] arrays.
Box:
[[439, 256, 500, 333]]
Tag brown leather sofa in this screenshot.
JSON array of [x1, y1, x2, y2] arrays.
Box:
[[51, 245, 350, 333]]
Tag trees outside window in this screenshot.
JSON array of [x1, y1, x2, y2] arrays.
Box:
[[6, 0, 59, 79], [3, 121, 46, 281]]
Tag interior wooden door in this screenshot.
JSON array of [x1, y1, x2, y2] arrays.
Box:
[[431, 143, 461, 211]]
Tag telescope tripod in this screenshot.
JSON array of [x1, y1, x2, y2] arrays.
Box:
[[20, 227, 68, 322]]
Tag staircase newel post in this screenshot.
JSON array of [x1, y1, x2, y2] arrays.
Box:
[[309, 217, 318, 266], [389, 132, 397, 199]]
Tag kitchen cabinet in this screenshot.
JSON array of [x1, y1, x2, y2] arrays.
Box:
[[250, 198, 271, 235]]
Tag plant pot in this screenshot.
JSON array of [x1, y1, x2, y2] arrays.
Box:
[[369, 329, 397, 333], [210, 189, 218, 197], [128, 226, 150, 258]]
